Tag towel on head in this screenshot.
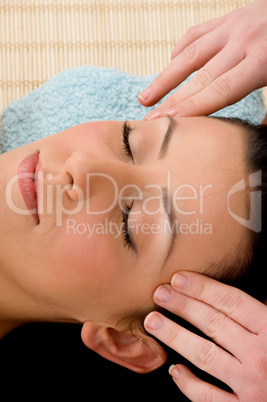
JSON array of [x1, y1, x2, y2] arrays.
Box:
[[0, 65, 266, 154]]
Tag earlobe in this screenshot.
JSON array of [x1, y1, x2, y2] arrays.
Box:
[[81, 321, 167, 373]]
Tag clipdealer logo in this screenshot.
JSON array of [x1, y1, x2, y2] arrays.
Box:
[[227, 170, 261, 233], [5, 169, 262, 233]]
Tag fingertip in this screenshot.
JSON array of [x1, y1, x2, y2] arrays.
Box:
[[171, 273, 189, 290], [169, 364, 180, 380], [138, 87, 151, 103], [138, 95, 146, 105], [143, 312, 163, 331], [143, 110, 163, 121], [153, 284, 171, 303], [163, 108, 179, 118]]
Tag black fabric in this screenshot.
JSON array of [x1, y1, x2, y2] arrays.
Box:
[[1, 322, 232, 401]]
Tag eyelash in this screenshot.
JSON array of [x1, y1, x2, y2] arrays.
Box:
[[121, 202, 134, 250], [122, 121, 133, 160], [121, 121, 135, 251]]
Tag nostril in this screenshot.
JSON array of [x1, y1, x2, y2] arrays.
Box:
[[64, 173, 84, 202], [64, 171, 74, 187], [63, 171, 78, 200]]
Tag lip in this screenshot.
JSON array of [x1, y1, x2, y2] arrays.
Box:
[[18, 151, 41, 224]]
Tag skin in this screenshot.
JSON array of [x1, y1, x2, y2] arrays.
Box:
[[138, 0, 267, 119], [136, 0, 267, 394], [0, 116, 247, 340], [145, 271, 267, 401]]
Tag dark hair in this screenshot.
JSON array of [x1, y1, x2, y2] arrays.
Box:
[[116, 117, 267, 335], [211, 117, 267, 302]]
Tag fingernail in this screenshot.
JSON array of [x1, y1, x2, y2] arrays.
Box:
[[154, 285, 171, 303], [169, 364, 180, 380], [164, 109, 178, 118], [138, 87, 151, 102], [144, 111, 162, 121], [172, 273, 189, 289], [144, 312, 163, 331]]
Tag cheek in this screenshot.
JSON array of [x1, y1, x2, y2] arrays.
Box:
[[55, 229, 116, 286], [61, 121, 119, 153]]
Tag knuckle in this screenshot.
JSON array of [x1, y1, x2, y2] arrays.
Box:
[[197, 342, 217, 370], [166, 324, 180, 346], [195, 68, 213, 88], [184, 25, 199, 41], [217, 288, 244, 315], [237, 20, 257, 43], [182, 42, 199, 62], [163, 95, 176, 109], [176, 294, 189, 315], [180, 96, 199, 115], [210, 76, 232, 102], [194, 279, 207, 301], [205, 312, 227, 338], [236, 27, 251, 44]]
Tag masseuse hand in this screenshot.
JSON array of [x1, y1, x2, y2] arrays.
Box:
[[144, 271, 267, 401], [138, 0, 267, 119]]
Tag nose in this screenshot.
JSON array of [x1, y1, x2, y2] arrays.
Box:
[[63, 151, 143, 208]]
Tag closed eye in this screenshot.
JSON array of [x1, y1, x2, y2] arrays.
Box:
[[121, 201, 137, 252], [122, 121, 134, 162]]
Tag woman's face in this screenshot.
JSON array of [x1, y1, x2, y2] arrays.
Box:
[[0, 116, 248, 328]]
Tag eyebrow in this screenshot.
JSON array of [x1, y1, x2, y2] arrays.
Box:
[[161, 186, 177, 268], [159, 116, 178, 268], [128, 116, 178, 260], [158, 115, 177, 159]]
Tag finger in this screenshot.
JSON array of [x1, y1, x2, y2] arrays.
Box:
[[154, 44, 244, 111], [169, 364, 237, 402], [153, 284, 253, 361], [139, 28, 226, 108], [158, 56, 265, 117], [171, 271, 267, 334], [144, 312, 241, 389], [171, 14, 228, 60]]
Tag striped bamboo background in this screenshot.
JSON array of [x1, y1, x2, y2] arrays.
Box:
[[1, 0, 265, 112]]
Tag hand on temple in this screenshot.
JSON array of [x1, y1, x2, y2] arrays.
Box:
[[144, 272, 267, 401], [138, 0, 267, 120]]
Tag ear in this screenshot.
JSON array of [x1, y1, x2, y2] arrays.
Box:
[[81, 321, 167, 373], [261, 113, 267, 125]]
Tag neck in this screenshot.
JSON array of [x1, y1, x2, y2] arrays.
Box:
[[0, 276, 41, 340], [0, 271, 24, 339], [0, 268, 77, 340]]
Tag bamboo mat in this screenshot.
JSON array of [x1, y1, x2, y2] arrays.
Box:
[[1, 0, 265, 112]]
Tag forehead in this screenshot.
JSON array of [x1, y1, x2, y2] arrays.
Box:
[[170, 116, 245, 165], [164, 117, 247, 198], [156, 117, 248, 278]]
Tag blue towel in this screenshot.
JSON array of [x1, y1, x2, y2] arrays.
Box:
[[0, 65, 266, 154]]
